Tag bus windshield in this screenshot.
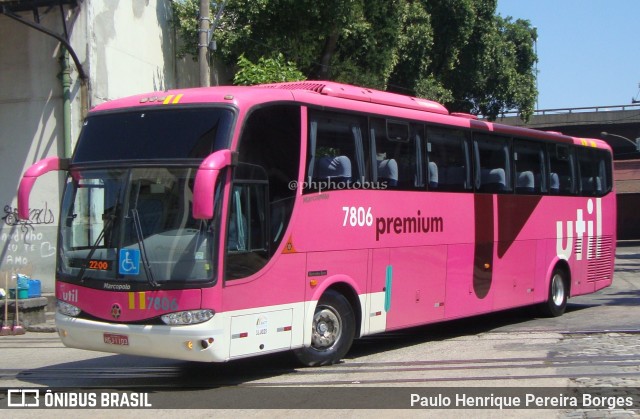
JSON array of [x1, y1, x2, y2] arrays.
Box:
[[55, 106, 233, 286], [59, 167, 219, 285], [73, 107, 233, 163]]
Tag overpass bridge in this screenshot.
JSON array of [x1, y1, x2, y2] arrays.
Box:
[[496, 105, 640, 240]]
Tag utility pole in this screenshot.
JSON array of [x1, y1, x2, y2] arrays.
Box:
[[198, 0, 210, 87]]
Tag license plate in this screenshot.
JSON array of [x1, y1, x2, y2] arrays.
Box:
[[103, 333, 129, 346]]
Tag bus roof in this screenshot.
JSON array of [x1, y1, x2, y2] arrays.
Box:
[[89, 81, 448, 115], [258, 81, 450, 115], [89, 81, 611, 151]]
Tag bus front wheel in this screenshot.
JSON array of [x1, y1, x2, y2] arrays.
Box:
[[294, 290, 355, 367], [539, 267, 568, 317]]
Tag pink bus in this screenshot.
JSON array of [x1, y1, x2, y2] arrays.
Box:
[[18, 82, 616, 366]]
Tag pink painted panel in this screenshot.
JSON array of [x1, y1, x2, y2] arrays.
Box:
[[385, 245, 447, 330], [444, 243, 493, 319], [57, 282, 202, 322], [291, 191, 473, 252], [369, 248, 389, 294], [492, 239, 536, 310], [304, 250, 369, 302], [222, 253, 307, 312]]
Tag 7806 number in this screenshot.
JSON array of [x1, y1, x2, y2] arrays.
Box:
[[342, 206, 373, 227]]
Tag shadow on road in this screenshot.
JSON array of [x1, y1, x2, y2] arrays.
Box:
[[575, 289, 640, 306], [15, 348, 299, 389], [16, 305, 558, 388], [348, 304, 563, 360]]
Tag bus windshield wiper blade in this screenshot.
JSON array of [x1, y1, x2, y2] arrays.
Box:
[[74, 214, 115, 282], [131, 208, 159, 287]]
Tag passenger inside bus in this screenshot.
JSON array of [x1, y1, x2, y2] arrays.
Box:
[[428, 161, 438, 188], [376, 151, 398, 187], [315, 149, 352, 182]]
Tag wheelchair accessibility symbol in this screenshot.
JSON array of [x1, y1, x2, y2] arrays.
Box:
[[119, 249, 141, 275]]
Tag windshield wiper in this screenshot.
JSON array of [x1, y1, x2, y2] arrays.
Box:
[[74, 212, 116, 282], [131, 207, 159, 287]]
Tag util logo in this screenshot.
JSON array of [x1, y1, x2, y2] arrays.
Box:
[[556, 198, 602, 261], [62, 289, 78, 303]]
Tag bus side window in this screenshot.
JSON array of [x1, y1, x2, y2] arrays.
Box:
[[426, 127, 471, 192], [577, 148, 595, 195], [370, 119, 395, 187], [474, 134, 511, 193], [548, 144, 576, 195], [514, 140, 546, 194], [370, 119, 423, 190], [576, 147, 612, 196], [598, 150, 613, 194], [225, 164, 269, 280], [307, 111, 367, 190]]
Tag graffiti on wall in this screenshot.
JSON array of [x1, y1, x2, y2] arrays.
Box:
[[2, 204, 54, 231], [1, 203, 56, 267]]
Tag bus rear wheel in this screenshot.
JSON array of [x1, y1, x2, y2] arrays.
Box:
[[539, 267, 568, 317], [294, 290, 355, 367]]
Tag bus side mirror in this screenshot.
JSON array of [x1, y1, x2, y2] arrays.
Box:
[[18, 156, 69, 219], [193, 150, 237, 220]]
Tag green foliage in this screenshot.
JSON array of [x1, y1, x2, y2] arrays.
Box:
[[214, 0, 401, 89], [388, 0, 537, 120], [233, 54, 306, 85], [170, 0, 200, 59], [171, 0, 538, 120]]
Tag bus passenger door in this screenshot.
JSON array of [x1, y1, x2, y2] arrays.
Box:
[[222, 166, 305, 359]]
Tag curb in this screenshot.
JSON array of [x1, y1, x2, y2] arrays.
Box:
[[26, 321, 57, 333]]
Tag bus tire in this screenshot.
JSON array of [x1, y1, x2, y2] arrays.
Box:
[[539, 267, 568, 317], [294, 290, 355, 367]]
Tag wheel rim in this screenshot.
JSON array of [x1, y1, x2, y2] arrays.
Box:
[[551, 273, 565, 307], [310, 305, 342, 351]]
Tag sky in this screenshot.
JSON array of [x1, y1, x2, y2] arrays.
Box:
[[497, 0, 640, 110]]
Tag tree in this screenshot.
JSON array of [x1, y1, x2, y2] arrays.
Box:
[[233, 53, 306, 85], [171, 0, 200, 60], [171, 0, 537, 120], [214, 0, 402, 89], [388, 0, 537, 120]]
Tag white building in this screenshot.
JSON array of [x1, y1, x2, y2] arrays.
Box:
[[0, 0, 203, 290]]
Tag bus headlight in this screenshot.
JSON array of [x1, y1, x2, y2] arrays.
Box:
[[57, 300, 81, 317], [161, 309, 214, 325]]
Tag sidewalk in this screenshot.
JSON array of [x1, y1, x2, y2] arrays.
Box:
[[2, 293, 57, 333], [28, 292, 56, 333]]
